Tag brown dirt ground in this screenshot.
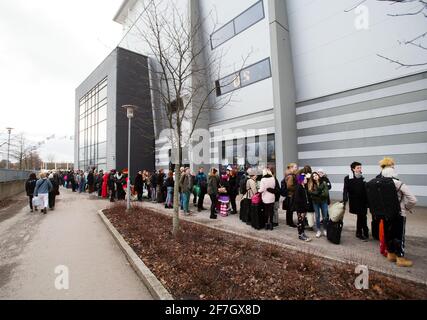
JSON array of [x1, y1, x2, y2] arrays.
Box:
[[104, 204, 427, 300]]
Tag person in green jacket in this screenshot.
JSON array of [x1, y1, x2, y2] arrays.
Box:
[[308, 172, 329, 238], [179, 167, 193, 215]]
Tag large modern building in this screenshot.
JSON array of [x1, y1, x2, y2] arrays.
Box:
[[74, 47, 155, 178], [76, 0, 427, 205]]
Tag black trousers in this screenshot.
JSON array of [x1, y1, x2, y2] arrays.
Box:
[[230, 194, 237, 213], [49, 192, 56, 209], [110, 189, 116, 202], [356, 211, 369, 237], [264, 203, 274, 225], [285, 196, 295, 226], [297, 212, 306, 235], [197, 191, 206, 209], [384, 215, 406, 257], [28, 195, 33, 210], [209, 194, 217, 217]]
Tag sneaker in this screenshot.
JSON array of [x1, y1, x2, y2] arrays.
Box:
[[316, 231, 321, 238], [323, 230, 327, 237], [299, 233, 312, 242]]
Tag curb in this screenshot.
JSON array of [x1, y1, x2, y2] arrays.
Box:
[[98, 209, 174, 300]]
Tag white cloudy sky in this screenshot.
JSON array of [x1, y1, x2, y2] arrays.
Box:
[[0, 0, 123, 163]]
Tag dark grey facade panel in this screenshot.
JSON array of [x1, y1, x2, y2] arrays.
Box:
[[326, 174, 427, 187], [296, 71, 427, 107], [296, 90, 427, 122], [298, 132, 427, 152], [300, 154, 427, 167], [115, 47, 155, 179], [329, 191, 427, 208], [297, 111, 427, 137]]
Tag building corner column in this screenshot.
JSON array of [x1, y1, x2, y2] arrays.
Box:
[[268, 0, 298, 181]]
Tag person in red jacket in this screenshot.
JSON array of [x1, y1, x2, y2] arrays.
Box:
[[101, 172, 109, 198]]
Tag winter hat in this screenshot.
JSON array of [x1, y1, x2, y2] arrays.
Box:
[[226, 165, 232, 171], [247, 168, 257, 177], [381, 167, 398, 179], [379, 157, 395, 169]]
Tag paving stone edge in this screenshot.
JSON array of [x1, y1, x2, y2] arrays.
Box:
[[98, 209, 174, 300]]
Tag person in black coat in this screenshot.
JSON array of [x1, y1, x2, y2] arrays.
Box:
[[226, 168, 239, 215], [134, 171, 144, 202], [343, 161, 369, 241], [48, 173, 60, 210], [108, 170, 117, 202], [96, 171, 104, 197], [156, 169, 166, 203], [25, 173, 38, 212], [87, 170, 95, 194], [292, 174, 312, 242]]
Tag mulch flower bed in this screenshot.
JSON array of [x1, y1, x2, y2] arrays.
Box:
[[104, 204, 427, 300]]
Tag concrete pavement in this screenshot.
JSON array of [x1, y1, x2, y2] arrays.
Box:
[[0, 188, 153, 300]]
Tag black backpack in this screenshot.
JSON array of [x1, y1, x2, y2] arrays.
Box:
[[366, 177, 402, 220], [239, 175, 248, 195]]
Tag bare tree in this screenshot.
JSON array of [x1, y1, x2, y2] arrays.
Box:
[[124, 0, 249, 235], [346, 0, 427, 67]]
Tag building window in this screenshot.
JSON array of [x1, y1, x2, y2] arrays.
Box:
[[78, 77, 108, 171], [210, 0, 265, 49], [215, 58, 271, 96], [219, 134, 275, 172]]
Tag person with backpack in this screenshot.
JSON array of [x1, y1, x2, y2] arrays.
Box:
[[380, 167, 417, 267], [207, 168, 220, 219], [195, 167, 207, 212], [282, 163, 298, 228], [317, 168, 332, 205], [293, 174, 312, 242], [25, 173, 38, 212], [267, 168, 281, 227], [308, 172, 329, 238], [34, 172, 53, 214], [343, 162, 369, 241]]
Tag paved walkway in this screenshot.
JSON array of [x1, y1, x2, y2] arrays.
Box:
[[141, 196, 427, 285], [0, 188, 153, 300]]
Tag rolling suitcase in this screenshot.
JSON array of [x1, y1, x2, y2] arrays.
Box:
[[240, 198, 251, 222], [250, 204, 264, 230], [327, 219, 343, 245]]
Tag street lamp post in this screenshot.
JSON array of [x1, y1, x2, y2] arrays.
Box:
[[122, 105, 137, 211], [6, 127, 13, 169]]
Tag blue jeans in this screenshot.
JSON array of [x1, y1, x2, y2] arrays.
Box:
[[166, 187, 174, 207], [182, 191, 190, 213], [313, 201, 329, 231]]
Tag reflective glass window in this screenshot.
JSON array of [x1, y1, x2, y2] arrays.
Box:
[[234, 1, 264, 34]]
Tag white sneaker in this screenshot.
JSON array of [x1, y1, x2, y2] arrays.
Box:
[[323, 230, 327, 237], [316, 231, 322, 238]]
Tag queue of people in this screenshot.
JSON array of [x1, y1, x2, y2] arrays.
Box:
[[23, 155, 418, 267]]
